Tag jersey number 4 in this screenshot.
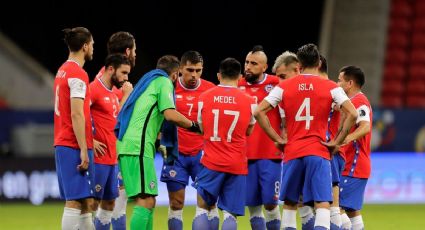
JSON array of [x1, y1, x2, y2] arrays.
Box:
[[295, 98, 314, 130], [210, 109, 240, 142]]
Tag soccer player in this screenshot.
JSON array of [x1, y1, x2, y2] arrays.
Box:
[[254, 43, 358, 230], [53, 27, 95, 230], [95, 31, 136, 230], [193, 57, 260, 230], [160, 51, 216, 230], [272, 51, 300, 80], [90, 54, 132, 230], [115, 55, 201, 230], [318, 55, 345, 230], [238, 45, 282, 230], [337, 66, 372, 230]]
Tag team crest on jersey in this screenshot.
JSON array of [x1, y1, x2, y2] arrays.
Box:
[[264, 84, 274, 93], [104, 97, 111, 103], [95, 184, 102, 192], [239, 86, 246, 91], [149, 181, 156, 189], [250, 87, 259, 92], [169, 170, 177, 178], [186, 96, 195, 101]]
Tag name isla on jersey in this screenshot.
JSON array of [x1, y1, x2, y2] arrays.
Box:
[[214, 96, 236, 104], [299, 83, 313, 91]]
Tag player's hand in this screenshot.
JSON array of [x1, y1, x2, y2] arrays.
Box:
[[122, 81, 133, 96], [77, 149, 89, 171], [275, 137, 287, 152], [187, 121, 201, 133], [321, 140, 340, 155], [158, 144, 167, 159], [93, 139, 107, 157]]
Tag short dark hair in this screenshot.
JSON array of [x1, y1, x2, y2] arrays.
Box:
[[181, 50, 203, 65], [107, 31, 135, 54], [319, 55, 328, 74], [105, 54, 131, 70], [296, 43, 320, 69], [63, 27, 92, 52], [339, 65, 365, 87], [219, 58, 241, 80], [156, 55, 180, 75], [251, 45, 264, 53]]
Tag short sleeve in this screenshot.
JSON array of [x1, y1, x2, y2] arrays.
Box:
[[356, 104, 370, 124], [330, 87, 349, 107], [68, 78, 87, 98], [157, 77, 176, 112], [265, 86, 284, 108]]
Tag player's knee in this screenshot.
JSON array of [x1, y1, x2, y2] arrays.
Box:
[[170, 197, 184, 210], [264, 204, 278, 211], [100, 200, 115, 211]]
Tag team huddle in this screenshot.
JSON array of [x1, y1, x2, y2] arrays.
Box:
[[53, 27, 372, 230]]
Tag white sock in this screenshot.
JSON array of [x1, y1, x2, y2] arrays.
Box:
[[209, 206, 219, 220], [264, 206, 280, 223], [62, 207, 80, 230], [96, 208, 113, 225], [195, 206, 209, 218], [281, 209, 297, 229], [79, 213, 94, 230], [248, 205, 265, 220], [330, 207, 342, 227], [298, 206, 314, 225], [350, 215, 364, 230], [314, 208, 330, 229], [168, 207, 183, 221], [223, 210, 237, 222], [341, 213, 352, 230], [112, 189, 127, 219]]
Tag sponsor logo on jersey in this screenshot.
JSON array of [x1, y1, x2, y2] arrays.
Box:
[[186, 96, 195, 101]]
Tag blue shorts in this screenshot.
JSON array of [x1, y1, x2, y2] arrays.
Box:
[[280, 156, 332, 204], [194, 166, 246, 216], [340, 176, 368, 211], [331, 154, 345, 186], [160, 151, 203, 192], [55, 146, 95, 200], [94, 164, 119, 200], [246, 159, 281, 206]]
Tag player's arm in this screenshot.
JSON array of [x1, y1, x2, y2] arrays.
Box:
[[119, 81, 133, 109], [246, 103, 257, 136], [343, 105, 371, 144], [334, 100, 357, 145], [163, 108, 193, 129], [254, 100, 285, 144], [279, 106, 287, 140], [70, 98, 89, 171]]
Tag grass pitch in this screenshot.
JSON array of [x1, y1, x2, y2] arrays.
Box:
[[0, 203, 424, 229]]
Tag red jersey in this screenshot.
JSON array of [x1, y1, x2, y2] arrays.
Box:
[[238, 74, 282, 159], [265, 74, 349, 162], [341, 93, 372, 178], [175, 78, 215, 155], [198, 85, 256, 175], [327, 106, 345, 161], [54, 60, 93, 149], [96, 67, 123, 100], [90, 78, 120, 164]]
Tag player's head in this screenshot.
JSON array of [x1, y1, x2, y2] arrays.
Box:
[[337, 65, 365, 93], [157, 55, 180, 83], [318, 54, 328, 79], [63, 27, 94, 61], [104, 54, 131, 88], [180, 51, 203, 89], [296, 43, 320, 70], [218, 57, 242, 81], [272, 51, 300, 79], [107, 31, 136, 67], [244, 45, 268, 83]]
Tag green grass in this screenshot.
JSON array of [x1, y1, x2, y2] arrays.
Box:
[[0, 203, 424, 229]]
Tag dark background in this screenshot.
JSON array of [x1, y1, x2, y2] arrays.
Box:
[[0, 0, 324, 84]]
